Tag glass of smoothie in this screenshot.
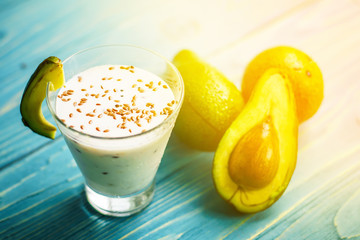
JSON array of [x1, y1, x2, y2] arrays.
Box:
[[46, 45, 184, 217]]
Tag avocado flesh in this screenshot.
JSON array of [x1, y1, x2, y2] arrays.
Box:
[[213, 69, 298, 213], [20, 56, 64, 139]]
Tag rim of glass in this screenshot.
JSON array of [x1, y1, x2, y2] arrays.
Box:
[[46, 44, 184, 140]]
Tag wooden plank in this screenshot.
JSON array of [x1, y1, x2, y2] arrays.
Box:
[[0, 0, 312, 168], [1, 0, 360, 238]]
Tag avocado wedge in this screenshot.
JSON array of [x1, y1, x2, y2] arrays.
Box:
[[20, 56, 64, 139]]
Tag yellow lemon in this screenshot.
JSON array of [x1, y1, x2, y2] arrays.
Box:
[[173, 50, 244, 151]]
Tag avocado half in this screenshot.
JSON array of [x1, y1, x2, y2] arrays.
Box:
[[213, 68, 298, 213]]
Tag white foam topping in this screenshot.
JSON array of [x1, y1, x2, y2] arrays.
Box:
[[56, 65, 176, 137]]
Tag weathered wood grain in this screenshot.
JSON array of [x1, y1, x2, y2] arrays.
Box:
[[1, 0, 360, 239], [0, 0, 312, 169]]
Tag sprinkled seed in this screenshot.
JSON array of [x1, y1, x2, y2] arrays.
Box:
[[137, 79, 142, 82], [96, 103, 101, 106], [89, 120, 93, 124], [129, 129, 132, 133], [76, 108, 81, 113], [136, 123, 142, 127], [80, 125, 84, 130], [115, 104, 120, 108], [129, 70, 134, 73], [93, 109, 96, 113], [171, 100, 175, 104], [130, 66, 134, 69], [109, 67, 114, 70], [103, 129, 110, 132], [132, 84, 137, 88], [102, 77, 106, 80], [81, 89, 86, 91], [102, 94, 106, 97], [108, 96, 112, 100], [98, 114, 103, 118], [85, 93, 89, 97], [90, 85, 93, 88], [158, 81, 162, 86], [58, 95, 62, 98], [101, 85, 104, 89], [78, 76, 82, 82], [86, 113, 95, 117], [163, 85, 168, 89], [108, 77, 113, 80], [96, 127, 100, 131], [105, 90, 109, 93], [138, 87, 144, 93], [73, 102, 77, 107], [95, 94, 99, 98], [61, 119, 65, 122], [114, 100, 120, 103], [69, 113, 73, 118], [117, 79, 121, 81], [69, 125, 74, 128], [142, 129, 146, 133], [153, 88, 157, 91]]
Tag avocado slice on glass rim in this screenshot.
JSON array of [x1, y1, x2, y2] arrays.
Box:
[[20, 56, 64, 139]]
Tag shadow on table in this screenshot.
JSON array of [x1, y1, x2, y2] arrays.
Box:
[[162, 140, 278, 224], [1, 186, 137, 240]]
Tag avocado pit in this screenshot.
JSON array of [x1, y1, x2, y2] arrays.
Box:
[[228, 117, 280, 189]]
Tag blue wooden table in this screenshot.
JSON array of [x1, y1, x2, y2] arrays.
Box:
[[1, 0, 360, 239]]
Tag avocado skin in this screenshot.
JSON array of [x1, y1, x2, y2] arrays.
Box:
[[20, 56, 64, 139]]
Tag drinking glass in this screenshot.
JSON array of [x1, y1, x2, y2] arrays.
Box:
[[46, 45, 184, 217]]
